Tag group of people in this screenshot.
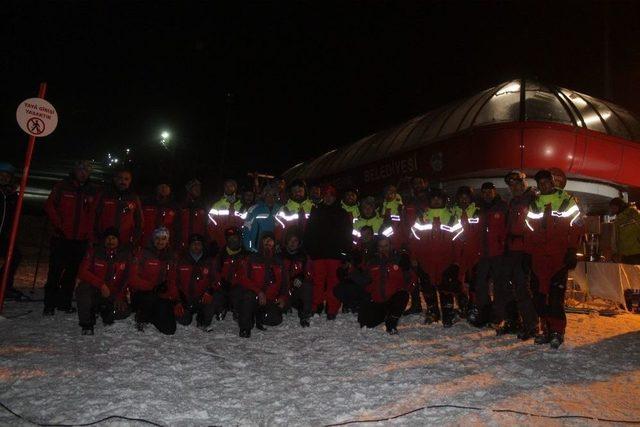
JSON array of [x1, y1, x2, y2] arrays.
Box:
[[0, 160, 590, 349]]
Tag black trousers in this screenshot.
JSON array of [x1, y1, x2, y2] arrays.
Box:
[[0, 246, 21, 292], [495, 251, 538, 331], [131, 291, 176, 335], [418, 269, 465, 317], [176, 292, 226, 328], [44, 238, 87, 310], [333, 279, 367, 312], [358, 291, 409, 328], [76, 283, 131, 328], [231, 286, 283, 331], [287, 280, 313, 319], [474, 255, 502, 310]]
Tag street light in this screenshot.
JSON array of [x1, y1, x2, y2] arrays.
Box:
[[161, 131, 170, 140]]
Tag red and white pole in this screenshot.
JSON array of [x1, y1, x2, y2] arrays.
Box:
[[0, 82, 47, 313]]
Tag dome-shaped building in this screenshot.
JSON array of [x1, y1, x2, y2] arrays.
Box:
[[283, 79, 640, 213]]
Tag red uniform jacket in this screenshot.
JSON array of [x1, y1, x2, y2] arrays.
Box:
[[77, 247, 130, 301], [365, 254, 413, 303], [141, 200, 178, 247], [506, 190, 536, 253], [408, 212, 457, 286], [129, 247, 175, 299], [177, 198, 210, 251], [168, 253, 218, 304], [215, 247, 247, 287], [44, 178, 99, 241], [526, 203, 584, 294], [95, 188, 143, 247], [234, 253, 288, 302]]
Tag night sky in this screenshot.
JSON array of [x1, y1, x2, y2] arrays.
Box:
[[2, 1, 640, 187]]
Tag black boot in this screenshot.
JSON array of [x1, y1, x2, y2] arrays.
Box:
[[517, 327, 537, 341], [549, 332, 564, 349], [466, 305, 485, 327], [385, 315, 399, 335], [81, 327, 94, 335], [441, 304, 458, 328], [300, 317, 310, 328], [495, 320, 519, 336], [534, 333, 550, 345], [424, 309, 440, 325], [43, 307, 55, 316], [239, 329, 251, 338], [315, 303, 325, 316]]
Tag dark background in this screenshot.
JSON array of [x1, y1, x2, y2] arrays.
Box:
[[2, 1, 639, 191]]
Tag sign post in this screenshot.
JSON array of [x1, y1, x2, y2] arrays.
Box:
[[0, 83, 56, 313]]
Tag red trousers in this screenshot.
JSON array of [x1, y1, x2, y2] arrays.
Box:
[[311, 259, 342, 315]]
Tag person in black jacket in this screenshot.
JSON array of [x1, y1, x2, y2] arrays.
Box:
[[0, 162, 25, 301], [302, 184, 352, 319]]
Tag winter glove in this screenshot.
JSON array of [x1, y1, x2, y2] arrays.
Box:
[[200, 292, 213, 305], [173, 303, 185, 318], [564, 248, 578, 270]]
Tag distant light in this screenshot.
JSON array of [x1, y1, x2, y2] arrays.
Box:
[[161, 131, 170, 140], [125, 148, 131, 154], [113, 158, 119, 164]]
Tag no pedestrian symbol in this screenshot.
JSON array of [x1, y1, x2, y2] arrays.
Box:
[[27, 117, 45, 135], [16, 97, 58, 137]]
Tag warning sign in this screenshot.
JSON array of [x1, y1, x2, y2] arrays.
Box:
[[16, 98, 58, 137]]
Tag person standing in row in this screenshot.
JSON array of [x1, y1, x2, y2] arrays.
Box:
[[43, 160, 99, 315], [94, 167, 143, 250]]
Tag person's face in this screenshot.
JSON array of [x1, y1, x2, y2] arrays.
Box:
[[286, 235, 300, 252], [378, 239, 391, 257], [104, 235, 119, 250], [73, 167, 90, 183], [430, 196, 444, 209], [242, 190, 255, 205], [343, 191, 357, 206], [507, 179, 526, 197], [189, 183, 202, 198], [156, 184, 171, 200], [262, 237, 275, 252], [224, 181, 237, 195], [0, 172, 12, 186], [385, 186, 397, 201], [361, 228, 374, 243], [457, 193, 472, 209], [480, 189, 496, 204], [362, 203, 375, 218], [537, 177, 555, 195], [323, 192, 336, 206], [114, 171, 132, 191], [153, 234, 169, 250], [189, 240, 203, 255], [291, 185, 306, 202], [264, 191, 276, 206], [609, 203, 620, 215], [310, 186, 322, 200], [227, 234, 242, 250], [278, 180, 286, 191], [412, 177, 426, 193]]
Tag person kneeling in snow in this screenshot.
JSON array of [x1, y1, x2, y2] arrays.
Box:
[[358, 237, 413, 334], [76, 227, 131, 335], [129, 227, 177, 335], [232, 232, 288, 338], [170, 234, 225, 331], [280, 229, 313, 327]]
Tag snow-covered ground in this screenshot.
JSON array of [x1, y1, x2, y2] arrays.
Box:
[[1, 294, 640, 426]]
